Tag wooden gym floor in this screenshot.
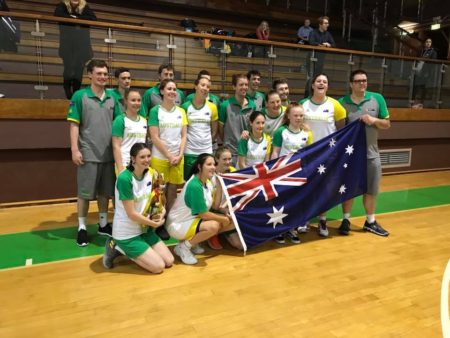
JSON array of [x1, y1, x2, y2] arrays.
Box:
[[0, 171, 449, 337]]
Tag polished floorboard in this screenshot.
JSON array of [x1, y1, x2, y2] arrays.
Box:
[[0, 171, 449, 337]]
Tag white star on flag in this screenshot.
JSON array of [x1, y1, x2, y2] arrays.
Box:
[[266, 206, 288, 228], [317, 164, 326, 174], [329, 138, 336, 147], [345, 145, 354, 155], [343, 163, 348, 168], [339, 185, 347, 194]]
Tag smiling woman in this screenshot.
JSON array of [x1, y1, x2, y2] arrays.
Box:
[[299, 73, 347, 237], [104, 142, 174, 273], [166, 154, 235, 265], [148, 79, 187, 220]]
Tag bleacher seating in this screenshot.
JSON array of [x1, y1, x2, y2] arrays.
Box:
[[0, 0, 445, 106]]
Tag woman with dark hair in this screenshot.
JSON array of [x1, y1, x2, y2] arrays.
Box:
[[166, 153, 234, 265], [299, 73, 346, 237], [211, 146, 243, 250], [237, 111, 271, 170], [54, 0, 96, 99], [103, 143, 174, 273], [262, 90, 285, 137], [181, 76, 218, 180], [148, 79, 187, 216]]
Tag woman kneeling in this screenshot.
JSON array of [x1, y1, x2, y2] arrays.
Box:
[[104, 143, 174, 273], [167, 153, 234, 265]]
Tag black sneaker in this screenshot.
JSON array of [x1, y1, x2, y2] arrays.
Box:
[[103, 238, 122, 269], [274, 234, 285, 244], [286, 230, 301, 244], [76, 229, 89, 247], [98, 223, 112, 237], [338, 219, 351, 236], [318, 220, 329, 237], [363, 220, 389, 237], [155, 226, 170, 240]]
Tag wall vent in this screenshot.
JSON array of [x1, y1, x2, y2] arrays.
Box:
[[380, 149, 412, 168]]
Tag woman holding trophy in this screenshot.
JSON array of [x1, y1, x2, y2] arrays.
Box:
[[103, 143, 174, 273]]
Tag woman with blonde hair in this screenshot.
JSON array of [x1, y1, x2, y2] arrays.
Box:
[[271, 103, 312, 244], [256, 20, 270, 40]]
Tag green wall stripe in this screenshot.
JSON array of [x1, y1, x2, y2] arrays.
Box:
[[0, 185, 449, 270]]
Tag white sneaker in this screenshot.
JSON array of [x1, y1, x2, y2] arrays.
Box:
[[174, 243, 198, 265], [318, 221, 329, 237], [297, 223, 310, 233], [191, 244, 205, 255]]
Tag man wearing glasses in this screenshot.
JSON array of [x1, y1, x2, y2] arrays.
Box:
[[338, 69, 391, 237]]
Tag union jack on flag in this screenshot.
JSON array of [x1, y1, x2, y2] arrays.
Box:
[[221, 153, 307, 212], [218, 120, 368, 251]]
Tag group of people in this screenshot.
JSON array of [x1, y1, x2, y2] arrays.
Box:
[[297, 16, 336, 48], [68, 54, 392, 274]]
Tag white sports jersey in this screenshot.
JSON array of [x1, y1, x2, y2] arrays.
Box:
[[237, 133, 271, 169], [112, 114, 148, 167], [183, 100, 218, 155], [167, 175, 214, 227], [148, 105, 188, 160], [263, 107, 285, 137], [113, 168, 157, 240], [272, 125, 312, 157], [300, 97, 346, 141]]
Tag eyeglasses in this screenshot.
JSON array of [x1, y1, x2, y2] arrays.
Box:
[[352, 79, 367, 84]]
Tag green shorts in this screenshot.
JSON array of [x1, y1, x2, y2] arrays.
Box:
[[114, 228, 161, 259], [183, 154, 199, 181]]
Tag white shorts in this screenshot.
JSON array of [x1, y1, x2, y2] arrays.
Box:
[[166, 218, 201, 241]]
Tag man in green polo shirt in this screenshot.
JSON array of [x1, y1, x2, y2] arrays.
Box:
[[141, 63, 185, 118], [272, 78, 291, 109], [338, 69, 391, 237], [246, 69, 265, 111], [219, 73, 256, 165], [110, 67, 131, 113], [67, 59, 122, 246]]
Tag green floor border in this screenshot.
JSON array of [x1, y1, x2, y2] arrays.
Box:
[[1, 185, 449, 270]]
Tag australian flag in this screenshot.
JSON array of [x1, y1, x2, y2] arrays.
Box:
[[218, 120, 367, 251]]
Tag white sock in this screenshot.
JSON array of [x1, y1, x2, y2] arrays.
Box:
[[366, 214, 375, 223], [183, 240, 192, 249], [319, 215, 326, 222], [99, 213, 108, 227], [78, 217, 87, 231], [343, 213, 350, 220]]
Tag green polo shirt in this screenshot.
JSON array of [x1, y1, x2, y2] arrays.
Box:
[[67, 87, 121, 162], [339, 91, 389, 159], [219, 96, 256, 154], [246, 90, 265, 111]]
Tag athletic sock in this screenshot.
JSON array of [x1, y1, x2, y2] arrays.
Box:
[[319, 215, 326, 222], [343, 213, 350, 220], [78, 217, 87, 231], [99, 213, 108, 227], [366, 214, 375, 223], [183, 240, 192, 249]]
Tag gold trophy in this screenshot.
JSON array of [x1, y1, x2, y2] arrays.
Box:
[[141, 173, 166, 231], [150, 172, 166, 218]]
